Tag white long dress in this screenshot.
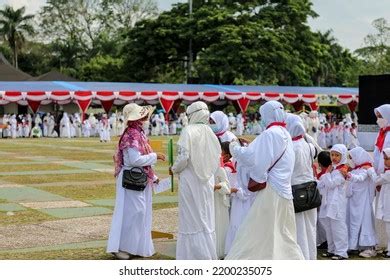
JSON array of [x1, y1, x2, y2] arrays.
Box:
[[224, 165, 256, 255], [291, 138, 318, 260], [226, 125, 304, 260], [106, 148, 157, 257], [321, 168, 349, 258], [346, 168, 376, 249], [214, 167, 230, 259], [173, 150, 217, 260], [373, 105, 390, 249], [60, 114, 71, 138], [172, 118, 221, 260]]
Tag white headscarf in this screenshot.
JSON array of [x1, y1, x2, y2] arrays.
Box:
[[259, 101, 287, 127], [330, 144, 348, 167], [210, 111, 229, 134], [178, 101, 221, 181], [349, 146, 373, 166], [374, 104, 390, 122], [286, 113, 306, 138]]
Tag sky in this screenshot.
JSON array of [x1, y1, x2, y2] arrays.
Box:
[[1, 0, 389, 51]]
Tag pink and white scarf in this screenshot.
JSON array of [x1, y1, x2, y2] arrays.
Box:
[[113, 120, 155, 181]]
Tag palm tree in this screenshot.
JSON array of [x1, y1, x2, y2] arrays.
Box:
[[0, 5, 34, 69]]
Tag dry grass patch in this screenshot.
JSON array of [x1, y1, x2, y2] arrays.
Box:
[[0, 164, 77, 173], [0, 209, 55, 226], [0, 172, 113, 185], [36, 184, 115, 201]]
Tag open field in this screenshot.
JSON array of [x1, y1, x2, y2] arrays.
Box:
[[0, 136, 386, 260]]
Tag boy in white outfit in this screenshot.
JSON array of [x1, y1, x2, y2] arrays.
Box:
[[320, 144, 349, 260]]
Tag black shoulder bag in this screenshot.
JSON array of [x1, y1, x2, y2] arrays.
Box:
[[292, 142, 322, 213], [122, 167, 148, 191]]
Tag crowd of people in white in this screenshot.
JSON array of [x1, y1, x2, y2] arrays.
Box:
[[1, 107, 359, 147], [105, 100, 390, 260]]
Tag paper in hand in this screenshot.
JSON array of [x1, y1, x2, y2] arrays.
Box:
[[153, 178, 172, 194]]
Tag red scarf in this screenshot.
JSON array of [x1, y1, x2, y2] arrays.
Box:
[[316, 168, 327, 179], [266, 122, 286, 129], [292, 135, 304, 141], [375, 126, 390, 152], [353, 162, 372, 170], [335, 164, 347, 170], [223, 161, 237, 173]]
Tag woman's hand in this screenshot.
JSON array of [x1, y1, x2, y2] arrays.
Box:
[[157, 152, 166, 161], [238, 137, 250, 146], [214, 184, 222, 191], [169, 167, 173, 176], [230, 187, 238, 193]]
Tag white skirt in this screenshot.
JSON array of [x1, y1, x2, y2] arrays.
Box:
[[225, 184, 304, 260], [106, 169, 154, 257]]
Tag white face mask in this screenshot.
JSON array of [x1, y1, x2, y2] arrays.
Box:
[[377, 118, 388, 128]]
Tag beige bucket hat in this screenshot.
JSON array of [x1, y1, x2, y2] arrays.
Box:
[[123, 103, 155, 122]]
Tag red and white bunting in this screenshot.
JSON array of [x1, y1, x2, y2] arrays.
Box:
[[225, 92, 244, 101], [25, 91, 47, 101], [301, 94, 317, 103], [245, 92, 262, 101], [74, 91, 93, 101], [337, 95, 353, 104], [202, 92, 220, 102], [4, 91, 24, 102], [140, 91, 158, 101], [95, 91, 116, 101], [51, 91, 72, 101], [161, 91, 180, 101], [264, 92, 281, 101], [118, 91, 137, 101], [282, 93, 300, 104], [0, 90, 358, 109], [181, 91, 200, 101]]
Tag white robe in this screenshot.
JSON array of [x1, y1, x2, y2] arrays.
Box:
[[321, 169, 349, 258], [107, 148, 157, 257], [224, 166, 256, 255], [214, 167, 230, 259], [173, 156, 217, 260], [373, 109, 390, 249], [172, 108, 221, 260], [60, 115, 71, 138], [346, 168, 377, 249], [226, 125, 303, 260], [291, 138, 317, 260]]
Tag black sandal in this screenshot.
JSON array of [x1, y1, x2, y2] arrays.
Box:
[[331, 255, 347, 260], [321, 252, 334, 258]]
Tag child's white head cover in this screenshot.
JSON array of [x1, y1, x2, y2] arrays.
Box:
[[330, 144, 348, 166], [349, 146, 373, 166]]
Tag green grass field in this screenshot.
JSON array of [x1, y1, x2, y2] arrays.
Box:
[[0, 136, 386, 260]]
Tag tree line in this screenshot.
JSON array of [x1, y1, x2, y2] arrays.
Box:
[[0, 0, 389, 87]]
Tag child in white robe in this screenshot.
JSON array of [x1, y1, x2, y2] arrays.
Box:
[[316, 151, 332, 249], [220, 142, 255, 255], [374, 148, 390, 258], [214, 164, 231, 259], [345, 147, 377, 257], [320, 144, 349, 260]]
